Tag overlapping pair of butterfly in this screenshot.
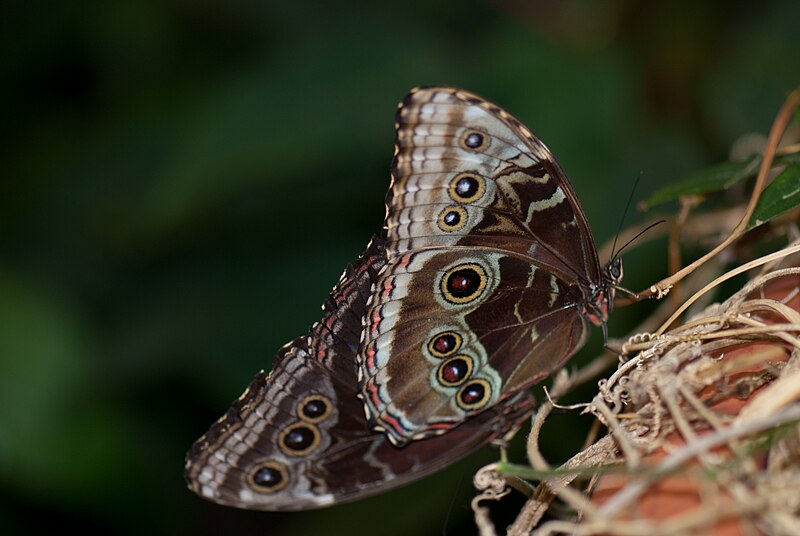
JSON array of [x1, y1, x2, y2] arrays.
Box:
[[185, 87, 620, 510]]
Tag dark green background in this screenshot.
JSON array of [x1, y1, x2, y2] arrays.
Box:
[[2, 1, 798, 534]]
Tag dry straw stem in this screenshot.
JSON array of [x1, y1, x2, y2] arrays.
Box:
[[642, 87, 800, 301]]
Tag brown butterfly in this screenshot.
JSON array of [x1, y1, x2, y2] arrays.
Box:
[[185, 87, 619, 510]]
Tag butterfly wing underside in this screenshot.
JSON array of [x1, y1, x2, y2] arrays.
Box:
[[358, 87, 604, 446]]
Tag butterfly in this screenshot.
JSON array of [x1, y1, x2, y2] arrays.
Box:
[[185, 86, 619, 510]]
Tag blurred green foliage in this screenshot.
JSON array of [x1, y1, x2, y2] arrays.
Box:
[[1, 0, 798, 534]]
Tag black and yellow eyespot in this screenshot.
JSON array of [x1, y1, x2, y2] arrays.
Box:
[[437, 355, 473, 387], [449, 173, 485, 204], [428, 331, 462, 358], [437, 206, 468, 232], [440, 263, 488, 304], [278, 422, 321, 457], [456, 379, 492, 411], [297, 395, 332, 424], [460, 129, 489, 152], [248, 461, 289, 493]]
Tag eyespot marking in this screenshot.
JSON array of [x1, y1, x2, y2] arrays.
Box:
[[449, 173, 485, 204], [437, 355, 473, 387], [297, 395, 332, 423], [456, 379, 492, 411], [437, 206, 468, 232], [461, 129, 488, 151], [440, 263, 488, 304], [248, 461, 289, 493], [428, 331, 462, 358], [279, 422, 321, 456]]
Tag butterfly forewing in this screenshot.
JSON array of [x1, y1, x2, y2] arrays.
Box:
[[386, 87, 601, 283]]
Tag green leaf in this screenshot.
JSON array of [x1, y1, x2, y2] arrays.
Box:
[[746, 163, 800, 231], [643, 157, 759, 208]]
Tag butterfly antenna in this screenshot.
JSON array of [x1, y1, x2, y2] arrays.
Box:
[[607, 218, 666, 304], [609, 172, 643, 262], [614, 219, 667, 261]]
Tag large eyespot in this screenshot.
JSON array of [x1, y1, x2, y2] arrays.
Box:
[[437, 206, 468, 232], [437, 355, 473, 387], [279, 422, 321, 456], [440, 263, 488, 304], [297, 395, 332, 423], [248, 461, 289, 493], [456, 379, 492, 411], [428, 331, 462, 358], [460, 129, 489, 151], [449, 173, 485, 204]]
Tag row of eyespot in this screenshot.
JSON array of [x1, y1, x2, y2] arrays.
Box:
[[436, 129, 490, 233], [435, 132, 496, 410], [247, 395, 333, 492], [427, 330, 492, 411]]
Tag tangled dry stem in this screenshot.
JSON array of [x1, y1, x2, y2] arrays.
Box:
[[473, 263, 800, 535]]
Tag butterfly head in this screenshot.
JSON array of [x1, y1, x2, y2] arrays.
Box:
[[606, 257, 624, 289], [581, 258, 623, 328]]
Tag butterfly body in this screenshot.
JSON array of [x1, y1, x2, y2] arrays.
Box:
[[185, 87, 616, 510]]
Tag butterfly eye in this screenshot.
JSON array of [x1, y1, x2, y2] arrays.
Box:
[[608, 258, 623, 282], [440, 263, 488, 304], [437, 206, 468, 232], [456, 379, 492, 411], [428, 331, 462, 358], [437, 355, 473, 387], [297, 395, 332, 423], [449, 173, 485, 204], [461, 129, 488, 151], [248, 461, 289, 493], [279, 422, 321, 456]]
